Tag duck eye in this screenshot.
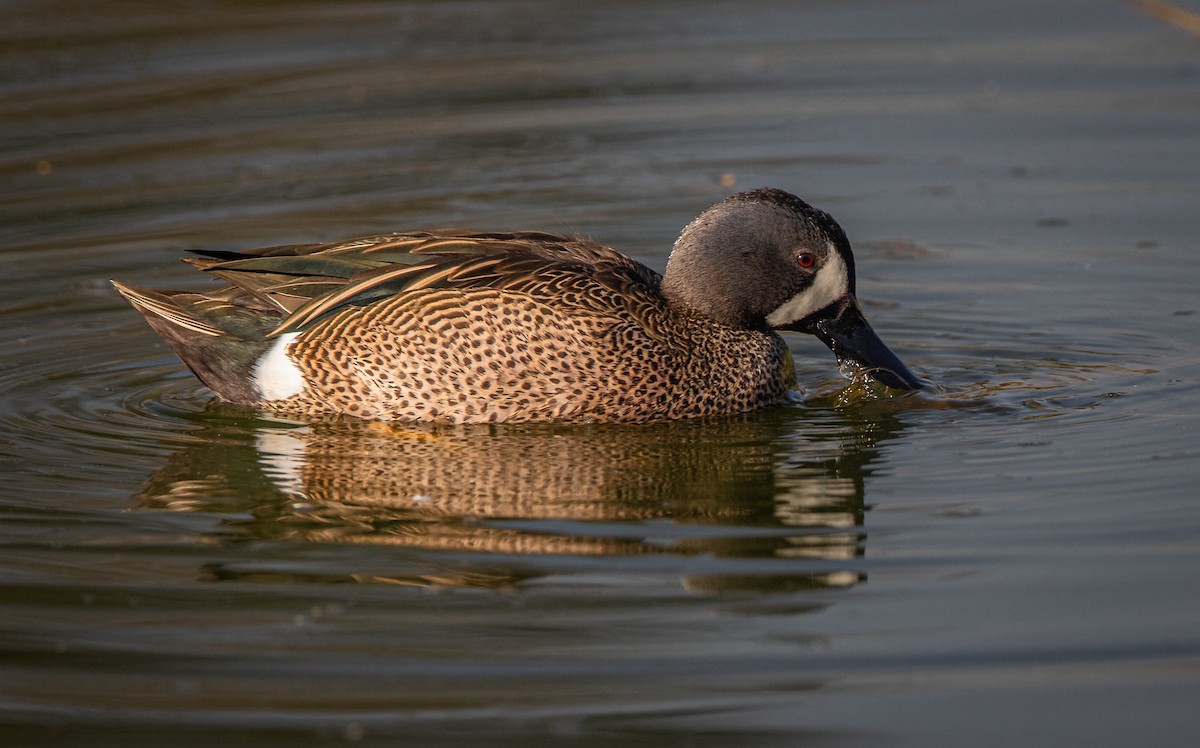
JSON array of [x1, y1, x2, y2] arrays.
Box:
[[796, 253, 816, 268]]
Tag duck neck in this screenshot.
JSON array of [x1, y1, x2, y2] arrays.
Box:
[[661, 276, 765, 332]]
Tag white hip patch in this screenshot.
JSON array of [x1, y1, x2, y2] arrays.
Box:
[[253, 332, 307, 400]]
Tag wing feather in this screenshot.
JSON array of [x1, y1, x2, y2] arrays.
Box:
[[177, 231, 663, 339]]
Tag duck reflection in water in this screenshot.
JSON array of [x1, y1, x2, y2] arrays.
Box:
[[137, 403, 905, 593]]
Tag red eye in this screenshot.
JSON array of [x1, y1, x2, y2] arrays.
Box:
[[796, 253, 816, 268]]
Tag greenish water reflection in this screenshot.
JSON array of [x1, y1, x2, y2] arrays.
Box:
[[137, 404, 903, 593]]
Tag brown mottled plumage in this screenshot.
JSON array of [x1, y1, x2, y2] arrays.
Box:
[[113, 188, 922, 423]]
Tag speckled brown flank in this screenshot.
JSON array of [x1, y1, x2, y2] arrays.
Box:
[[274, 285, 793, 423]]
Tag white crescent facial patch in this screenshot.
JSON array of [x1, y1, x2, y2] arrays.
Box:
[[766, 245, 850, 327]]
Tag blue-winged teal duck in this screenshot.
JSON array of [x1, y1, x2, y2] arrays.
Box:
[[113, 188, 922, 423]]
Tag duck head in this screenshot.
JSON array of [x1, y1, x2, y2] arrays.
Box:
[[663, 187, 924, 391]]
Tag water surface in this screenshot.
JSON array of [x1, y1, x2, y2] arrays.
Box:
[[2, 0, 1199, 745]]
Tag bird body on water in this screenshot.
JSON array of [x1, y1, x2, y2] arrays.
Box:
[[113, 188, 922, 423]]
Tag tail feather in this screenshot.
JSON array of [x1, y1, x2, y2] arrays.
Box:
[[110, 281, 224, 337], [111, 280, 274, 405]]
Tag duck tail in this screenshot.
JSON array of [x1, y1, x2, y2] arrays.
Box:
[[111, 280, 273, 404]]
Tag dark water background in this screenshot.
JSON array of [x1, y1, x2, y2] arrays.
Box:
[[2, 0, 1199, 745]]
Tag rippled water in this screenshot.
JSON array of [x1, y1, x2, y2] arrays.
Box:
[[3, 0, 1200, 745]]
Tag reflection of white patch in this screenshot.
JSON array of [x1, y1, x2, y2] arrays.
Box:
[[774, 475, 858, 528], [256, 428, 309, 497], [766, 246, 849, 327], [253, 332, 306, 400]]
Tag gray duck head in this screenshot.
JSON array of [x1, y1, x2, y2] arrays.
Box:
[[663, 187, 924, 390]]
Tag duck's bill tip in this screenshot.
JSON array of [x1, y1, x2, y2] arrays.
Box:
[[813, 300, 926, 392]]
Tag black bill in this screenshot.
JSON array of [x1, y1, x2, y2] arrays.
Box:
[[810, 298, 925, 391]]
